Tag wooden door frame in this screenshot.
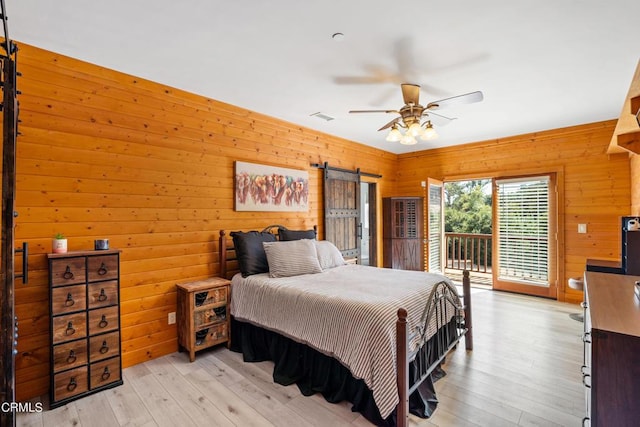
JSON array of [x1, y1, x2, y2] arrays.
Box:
[[361, 180, 378, 267], [443, 166, 565, 300]]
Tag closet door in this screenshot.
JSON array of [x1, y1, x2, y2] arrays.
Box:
[[324, 168, 361, 262], [383, 197, 424, 271]]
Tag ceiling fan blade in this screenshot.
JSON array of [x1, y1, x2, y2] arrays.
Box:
[[401, 83, 421, 105], [334, 64, 407, 85], [334, 76, 391, 85], [423, 111, 457, 127], [423, 111, 456, 121], [378, 117, 401, 131], [416, 83, 450, 98], [426, 91, 484, 110], [349, 109, 398, 114]]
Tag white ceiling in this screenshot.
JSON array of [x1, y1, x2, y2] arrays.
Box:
[[9, 1, 640, 154]]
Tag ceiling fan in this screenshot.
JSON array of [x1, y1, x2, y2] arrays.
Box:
[[349, 84, 484, 145]]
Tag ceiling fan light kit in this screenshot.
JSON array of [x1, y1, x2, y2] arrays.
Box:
[[386, 125, 403, 142], [421, 121, 437, 140], [387, 120, 438, 145], [350, 83, 483, 145]]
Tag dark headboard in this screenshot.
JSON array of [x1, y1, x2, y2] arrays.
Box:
[[218, 224, 317, 279]]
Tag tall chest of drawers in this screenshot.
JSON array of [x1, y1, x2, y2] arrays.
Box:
[[48, 249, 123, 408]]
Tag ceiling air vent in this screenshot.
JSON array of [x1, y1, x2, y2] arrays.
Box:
[[310, 112, 335, 122]]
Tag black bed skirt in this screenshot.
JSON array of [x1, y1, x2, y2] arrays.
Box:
[[230, 317, 456, 426]]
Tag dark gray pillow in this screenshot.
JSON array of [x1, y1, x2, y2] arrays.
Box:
[[231, 231, 277, 277], [278, 227, 316, 241]]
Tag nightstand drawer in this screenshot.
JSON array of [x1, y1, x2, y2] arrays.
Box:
[[195, 287, 227, 306], [88, 255, 118, 282], [195, 322, 228, 349], [89, 331, 120, 362], [52, 340, 88, 373], [53, 366, 88, 402], [194, 305, 226, 328], [52, 285, 87, 315], [52, 312, 87, 344], [88, 306, 119, 335], [90, 357, 121, 389], [51, 258, 86, 287], [88, 281, 118, 309]]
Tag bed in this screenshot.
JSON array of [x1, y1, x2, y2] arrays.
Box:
[[219, 226, 473, 427]]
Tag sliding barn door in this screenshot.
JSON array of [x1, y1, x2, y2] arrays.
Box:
[[1, 51, 19, 427], [324, 167, 361, 262]]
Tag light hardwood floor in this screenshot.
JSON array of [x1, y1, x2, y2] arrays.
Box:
[[17, 288, 586, 426]]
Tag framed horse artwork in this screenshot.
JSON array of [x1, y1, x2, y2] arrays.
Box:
[[234, 161, 309, 212]]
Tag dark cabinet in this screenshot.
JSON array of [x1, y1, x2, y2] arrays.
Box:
[[621, 216, 640, 275], [383, 197, 424, 271], [583, 271, 640, 426]]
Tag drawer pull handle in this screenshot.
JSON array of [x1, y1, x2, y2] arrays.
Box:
[[582, 332, 591, 344], [98, 263, 108, 276], [99, 341, 109, 354], [97, 288, 108, 302], [67, 377, 77, 392], [98, 315, 108, 328], [101, 367, 111, 381], [582, 373, 591, 389], [67, 350, 77, 364], [580, 301, 588, 309], [583, 416, 590, 426], [65, 322, 76, 336], [63, 266, 74, 280], [64, 292, 75, 307]]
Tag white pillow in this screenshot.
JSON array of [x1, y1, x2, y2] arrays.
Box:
[[314, 240, 346, 270], [263, 239, 322, 278]]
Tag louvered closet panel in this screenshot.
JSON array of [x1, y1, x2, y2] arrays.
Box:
[[382, 197, 424, 271]]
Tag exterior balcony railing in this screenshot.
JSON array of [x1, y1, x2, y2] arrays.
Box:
[[445, 232, 492, 286]]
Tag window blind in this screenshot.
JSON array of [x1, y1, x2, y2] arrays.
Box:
[[496, 176, 549, 286], [428, 184, 442, 273]]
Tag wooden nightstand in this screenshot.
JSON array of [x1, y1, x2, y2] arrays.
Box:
[[176, 277, 231, 362]]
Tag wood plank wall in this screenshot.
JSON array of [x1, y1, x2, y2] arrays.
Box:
[[9, 39, 634, 402], [395, 120, 630, 303], [13, 42, 398, 401]]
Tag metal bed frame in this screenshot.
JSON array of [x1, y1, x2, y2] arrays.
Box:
[[219, 226, 473, 426]]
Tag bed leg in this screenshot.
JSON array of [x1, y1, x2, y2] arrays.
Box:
[[463, 269, 473, 351], [396, 308, 408, 427]]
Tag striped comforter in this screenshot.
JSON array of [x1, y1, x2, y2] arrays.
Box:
[[230, 264, 459, 418]]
